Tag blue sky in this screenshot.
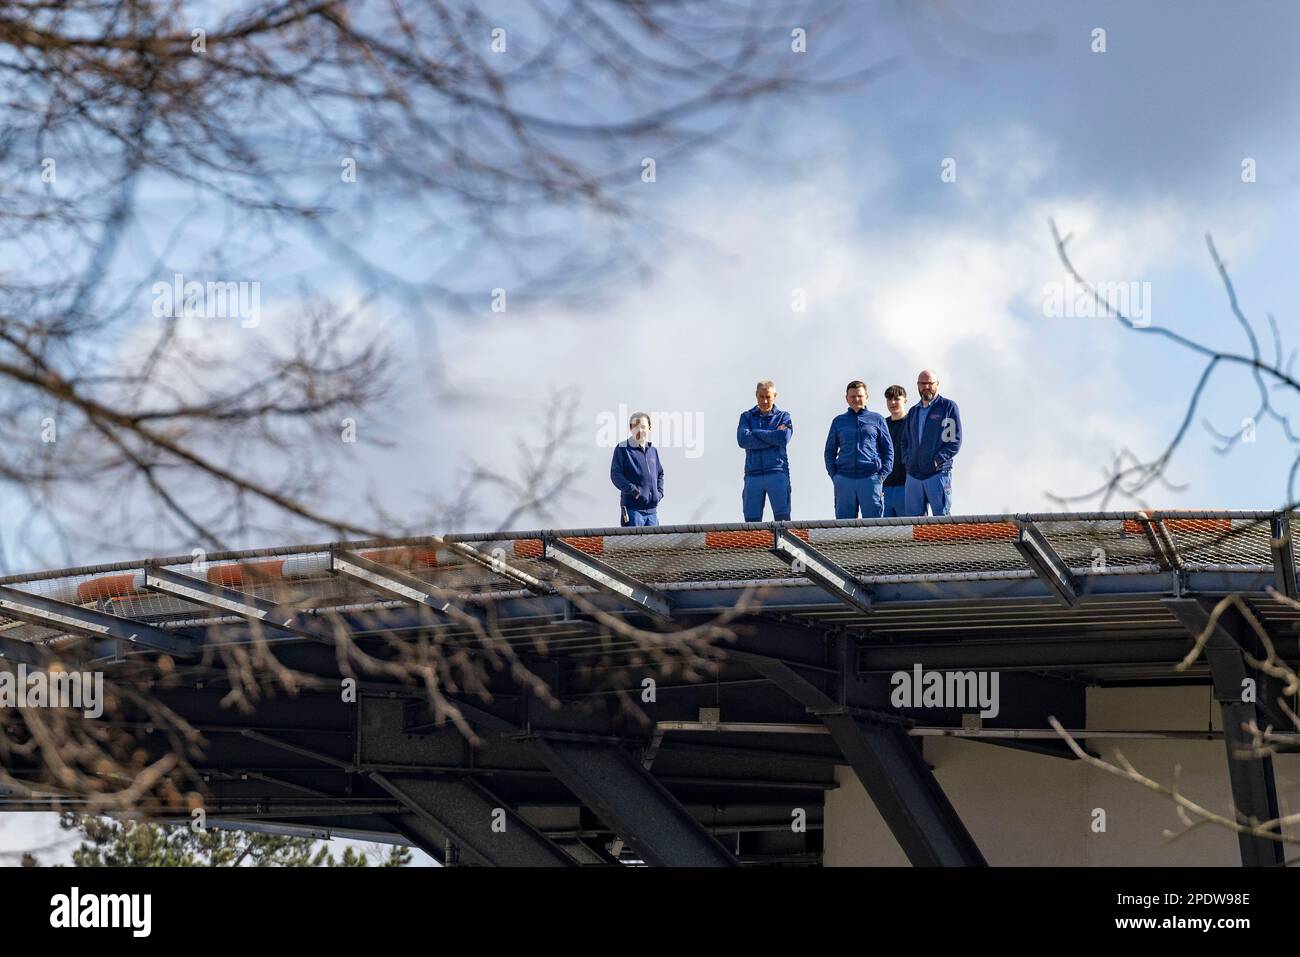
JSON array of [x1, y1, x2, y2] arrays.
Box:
[[79, 0, 1300, 539], [377, 0, 1300, 529]]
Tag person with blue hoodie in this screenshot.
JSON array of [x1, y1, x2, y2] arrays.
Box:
[[899, 369, 962, 516], [823, 380, 894, 519], [737, 380, 793, 521], [610, 412, 664, 526]]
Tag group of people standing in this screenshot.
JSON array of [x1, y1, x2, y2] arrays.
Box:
[[609, 370, 962, 527]]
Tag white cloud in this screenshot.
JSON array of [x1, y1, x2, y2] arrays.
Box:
[[96, 123, 1277, 538], [424, 130, 1232, 527]]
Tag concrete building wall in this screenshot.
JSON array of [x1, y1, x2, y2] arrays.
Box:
[[824, 685, 1300, 866]]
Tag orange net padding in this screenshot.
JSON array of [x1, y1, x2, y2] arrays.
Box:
[[703, 529, 805, 549], [558, 536, 604, 555], [514, 540, 543, 559], [75, 574, 141, 602], [512, 537, 605, 559], [1122, 518, 1233, 535], [208, 559, 286, 588], [363, 546, 440, 569], [912, 522, 1019, 542]]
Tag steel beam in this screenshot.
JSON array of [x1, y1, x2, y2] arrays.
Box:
[[771, 529, 873, 614], [530, 736, 737, 867], [541, 537, 672, 623], [1164, 598, 1292, 735], [736, 651, 985, 867], [369, 773, 575, 867], [824, 715, 987, 865], [1271, 514, 1297, 601], [240, 729, 354, 771], [1165, 598, 1285, 866], [330, 549, 482, 625], [1013, 521, 1079, 607], [443, 541, 550, 594], [858, 636, 1215, 672], [200, 818, 414, 849], [0, 584, 195, 655], [144, 565, 316, 637], [1135, 515, 1183, 571], [0, 635, 43, 665]]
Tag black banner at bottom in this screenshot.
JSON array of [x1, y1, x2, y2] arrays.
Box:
[[0, 865, 1283, 944]]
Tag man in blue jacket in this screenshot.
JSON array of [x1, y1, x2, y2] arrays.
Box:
[[610, 412, 664, 526], [737, 380, 793, 521], [899, 369, 961, 516], [823, 380, 893, 519]]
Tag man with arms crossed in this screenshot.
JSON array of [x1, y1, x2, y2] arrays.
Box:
[[899, 369, 962, 516], [824, 380, 893, 519], [737, 380, 793, 521]]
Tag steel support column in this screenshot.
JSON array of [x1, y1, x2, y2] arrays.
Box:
[[732, 649, 986, 867], [1271, 514, 1298, 601], [370, 774, 575, 867], [1166, 597, 1285, 866], [530, 736, 737, 866]]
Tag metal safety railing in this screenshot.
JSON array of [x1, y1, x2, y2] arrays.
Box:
[[0, 510, 1288, 649]]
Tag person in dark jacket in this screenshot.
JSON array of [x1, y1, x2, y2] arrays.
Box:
[[823, 380, 893, 519], [898, 369, 961, 516], [609, 412, 664, 526], [882, 384, 909, 517], [737, 380, 793, 521]]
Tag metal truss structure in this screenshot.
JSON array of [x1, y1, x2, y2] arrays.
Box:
[[0, 511, 1295, 866]]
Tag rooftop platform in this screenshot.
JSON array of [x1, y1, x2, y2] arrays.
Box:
[[0, 511, 1294, 866]]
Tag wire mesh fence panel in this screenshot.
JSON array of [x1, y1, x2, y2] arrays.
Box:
[[598, 530, 794, 586], [1162, 518, 1274, 569], [806, 523, 1028, 579], [0, 512, 1285, 650], [1036, 519, 1161, 572]]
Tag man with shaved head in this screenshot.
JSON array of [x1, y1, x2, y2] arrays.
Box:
[[898, 369, 962, 516]]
